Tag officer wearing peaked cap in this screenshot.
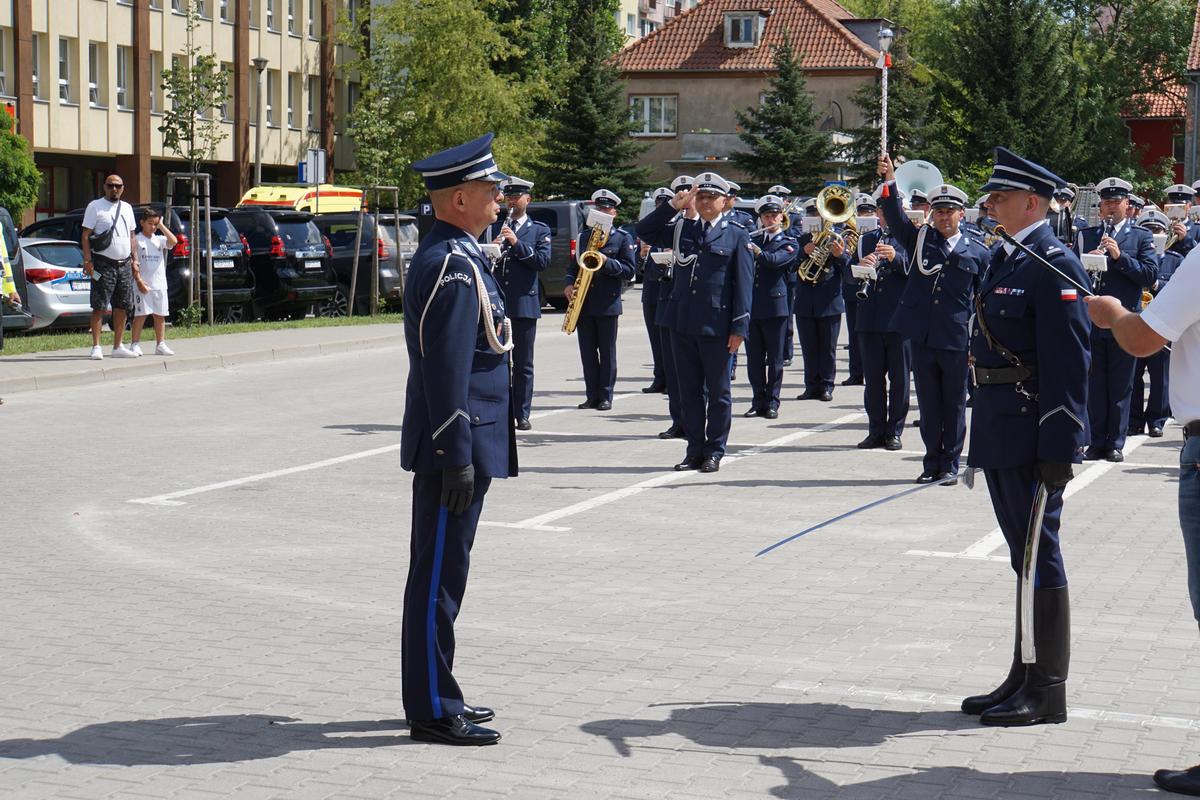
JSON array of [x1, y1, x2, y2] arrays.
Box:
[[743, 195, 799, 418], [879, 160, 989, 482], [1076, 176, 1157, 462], [1127, 208, 1179, 439], [567, 189, 638, 411], [637, 170, 753, 473], [793, 193, 849, 402], [400, 132, 516, 747], [960, 146, 1091, 729], [1162, 183, 1200, 259], [840, 192, 878, 386], [638, 187, 675, 396], [482, 176, 551, 431], [724, 181, 756, 229], [671, 175, 695, 193]]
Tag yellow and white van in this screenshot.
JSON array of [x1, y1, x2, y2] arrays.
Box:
[[237, 184, 363, 213]]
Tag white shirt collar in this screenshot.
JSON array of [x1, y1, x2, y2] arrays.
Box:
[[1003, 219, 1048, 256], [945, 231, 962, 251]]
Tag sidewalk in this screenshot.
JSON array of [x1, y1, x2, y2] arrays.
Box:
[[0, 323, 404, 395]]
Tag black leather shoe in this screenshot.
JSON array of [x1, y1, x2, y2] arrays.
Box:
[[516, 419, 532, 431], [1154, 765, 1200, 796], [797, 389, 819, 400], [642, 382, 666, 393], [818, 390, 833, 402], [963, 579, 1025, 716], [841, 376, 864, 386], [674, 457, 701, 471], [658, 426, 685, 440], [409, 715, 500, 746], [577, 400, 596, 409], [1150, 426, 1165, 438], [937, 471, 958, 486], [782, 358, 793, 367], [463, 704, 495, 724], [883, 436, 902, 451], [1106, 449, 1124, 463], [1083, 446, 1105, 461], [596, 400, 612, 411], [1127, 426, 1144, 438], [915, 472, 938, 484], [743, 407, 761, 418], [857, 435, 884, 449], [699, 456, 720, 473], [764, 408, 779, 419]]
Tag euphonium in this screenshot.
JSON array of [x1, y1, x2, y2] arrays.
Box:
[[797, 185, 855, 283], [563, 222, 610, 335]]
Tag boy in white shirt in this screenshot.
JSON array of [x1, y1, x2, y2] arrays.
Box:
[[130, 207, 178, 356]]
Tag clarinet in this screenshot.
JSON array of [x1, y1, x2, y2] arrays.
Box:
[[1091, 218, 1114, 291]]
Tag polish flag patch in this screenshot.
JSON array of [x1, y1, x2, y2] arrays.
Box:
[[1061, 288, 1078, 301]]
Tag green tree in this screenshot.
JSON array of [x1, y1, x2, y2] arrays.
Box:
[[485, 0, 573, 118], [0, 109, 40, 220], [158, 0, 229, 175], [838, 0, 950, 62], [534, 0, 649, 209], [340, 0, 539, 205], [841, 40, 934, 189], [730, 33, 833, 195]]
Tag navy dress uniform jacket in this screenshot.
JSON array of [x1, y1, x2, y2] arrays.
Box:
[[850, 227, 909, 333], [566, 225, 638, 316], [968, 224, 1091, 469], [750, 231, 798, 319], [641, 246, 667, 306], [882, 194, 988, 350], [401, 221, 517, 479], [793, 230, 847, 318], [1075, 223, 1158, 311], [635, 203, 754, 339], [482, 216, 552, 319]]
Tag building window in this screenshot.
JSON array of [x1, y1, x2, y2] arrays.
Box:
[[0, 29, 10, 97], [1175, 131, 1186, 164], [58, 37, 75, 104], [287, 0, 297, 34], [347, 81, 359, 117], [347, 0, 358, 25], [219, 62, 233, 120], [308, 0, 317, 37], [116, 46, 132, 109], [172, 0, 182, 12], [640, 19, 658, 37], [88, 43, 106, 107], [31, 34, 42, 99], [149, 0, 161, 9], [220, 0, 230, 22], [725, 13, 762, 48], [626, 13, 635, 35], [287, 73, 297, 127], [629, 95, 677, 136], [266, 69, 277, 125], [149, 51, 163, 112], [249, 0, 259, 28], [307, 74, 317, 131], [266, 0, 277, 30]]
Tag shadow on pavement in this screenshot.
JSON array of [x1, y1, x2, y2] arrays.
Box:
[[324, 423, 403, 435], [0, 714, 414, 765]]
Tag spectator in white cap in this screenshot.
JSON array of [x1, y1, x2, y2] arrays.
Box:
[[565, 190, 638, 412]]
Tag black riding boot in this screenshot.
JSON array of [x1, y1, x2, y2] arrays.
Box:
[[980, 585, 1069, 727], [961, 579, 1024, 715]]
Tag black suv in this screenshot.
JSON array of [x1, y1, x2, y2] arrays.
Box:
[[312, 212, 405, 316], [376, 213, 418, 310], [226, 207, 336, 320], [0, 207, 33, 338], [523, 201, 589, 309], [175, 207, 256, 323]]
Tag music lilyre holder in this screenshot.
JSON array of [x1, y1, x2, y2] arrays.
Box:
[[479, 242, 503, 262], [1153, 233, 1167, 256], [802, 217, 822, 234], [856, 216, 879, 232], [649, 251, 674, 265], [1166, 204, 1187, 222], [1080, 252, 1108, 274], [585, 206, 614, 234], [905, 209, 927, 227], [964, 208, 980, 224], [851, 264, 878, 281]]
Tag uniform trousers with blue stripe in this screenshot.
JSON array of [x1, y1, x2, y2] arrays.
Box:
[[658, 324, 683, 427], [510, 317, 537, 421], [859, 331, 911, 438], [784, 284, 796, 362], [576, 315, 619, 404], [747, 316, 788, 411], [671, 331, 734, 460], [795, 314, 840, 392], [402, 470, 492, 722], [1129, 350, 1170, 431], [642, 303, 664, 386], [911, 342, 969, 474], [984, 467, 1067, 588], [1088, 331, 1137, 451], [844, 296, 863, 379]]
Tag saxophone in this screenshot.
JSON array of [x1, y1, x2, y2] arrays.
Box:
[[563, 219, 610, 335]]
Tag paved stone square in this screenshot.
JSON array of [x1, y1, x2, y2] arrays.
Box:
[[0, 295, 1193, 798]]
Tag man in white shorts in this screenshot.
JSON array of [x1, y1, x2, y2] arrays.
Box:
[[131, 207, 178, 356]]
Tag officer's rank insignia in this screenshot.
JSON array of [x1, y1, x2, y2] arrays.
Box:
[[993, 287, 1025, 296]]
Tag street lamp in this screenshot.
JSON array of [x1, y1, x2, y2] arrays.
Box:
[[252, 57, 268, 187], [878, 26, 894, 158]]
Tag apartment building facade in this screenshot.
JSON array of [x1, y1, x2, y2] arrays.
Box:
[[4, 0, 347, 222]]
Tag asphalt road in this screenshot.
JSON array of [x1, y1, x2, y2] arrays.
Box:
[[0, 301, 1192, 799]]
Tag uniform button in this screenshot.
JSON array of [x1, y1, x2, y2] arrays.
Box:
[[436, 449, 445, 456], [934, 299, 939, 305], [473, 416, 481, 423], [999, 309, 1006, 315], [1020, 406, 1028, 413], [692, 289, 696, 294]]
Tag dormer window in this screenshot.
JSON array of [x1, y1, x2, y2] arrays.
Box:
[[725, 12, 765, 48]]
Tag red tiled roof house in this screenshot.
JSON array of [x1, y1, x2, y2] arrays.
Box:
[[614, 0, 889, 184]]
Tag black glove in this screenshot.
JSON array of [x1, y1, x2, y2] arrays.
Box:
[[440, 464, 475, 515], [1034, 460, 1074, 489]]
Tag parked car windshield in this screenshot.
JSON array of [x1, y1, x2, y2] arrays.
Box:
[[179, 216, 243, 245], [25, 242, 85, 268], [322, 218, 376, 249], [276, 220, 323, 249]]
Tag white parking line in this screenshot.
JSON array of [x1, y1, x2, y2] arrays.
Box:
[[905, 435, 1151, 561], [481, 412, 865, 532], [774, 679, 1200, 731]]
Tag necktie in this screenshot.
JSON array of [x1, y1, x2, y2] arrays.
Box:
[[703, 221, 711, 235]]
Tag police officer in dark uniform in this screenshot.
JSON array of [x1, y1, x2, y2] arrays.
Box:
[[879, 160, 990, 482], [482, 176, 551, 430], [840, 192, 875, 387], [744, 194, 799, 418], [847, 189, 909, 450], [1075, 177, 1158, 462], [567, 189, 638, 411], [637, 172, 753, 473], [961, 147, 1091, 728], [1128, 208, 1179, 438], [639, 187, 674, 395], [909, 188, 931, 216], [401, 133, 517, 746], [652, 176, 698, 440], [794, 198, 848, 402], [724, 181, 756, 229], [1162, 183, 1200, 258]]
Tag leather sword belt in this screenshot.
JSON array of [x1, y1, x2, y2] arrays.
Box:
[[1184, 420, 1200, 439], [971, 364, 1037, 385]]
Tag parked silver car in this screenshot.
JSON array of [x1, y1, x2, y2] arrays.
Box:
[[19, 237, 93, 330]]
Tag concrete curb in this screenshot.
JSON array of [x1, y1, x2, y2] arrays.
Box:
[[1, 332, 403, 395]]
